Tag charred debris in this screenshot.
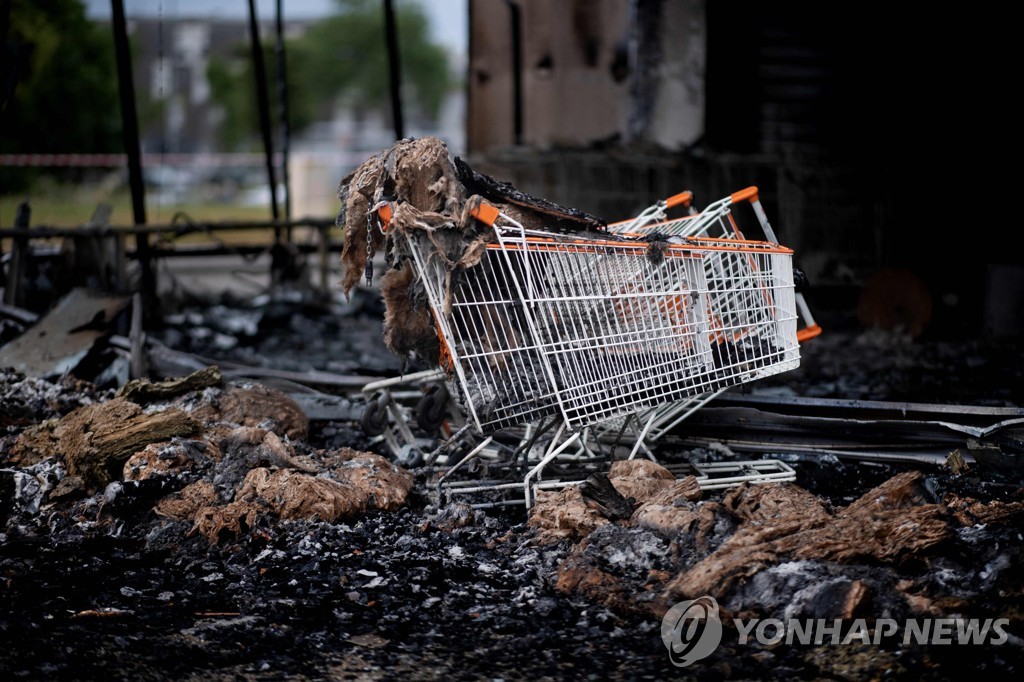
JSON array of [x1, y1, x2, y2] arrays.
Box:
[[1, 137, 1023, 678], [337, 136, 607, 366]]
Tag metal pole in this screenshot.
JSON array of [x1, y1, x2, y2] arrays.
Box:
[[275, 0, 292, 230], [1, 0, 12, 114], [505, 1, 523, 146], [383, 0, 404, 140], [110, 0, 154, 297], [2, 201, 29, 307], [247, 0, 280, 233], [129, 291, 146, 379]]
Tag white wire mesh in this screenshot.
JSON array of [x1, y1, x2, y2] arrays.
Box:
[[695, 241, 799, 386], [582, 240, 800, 446]]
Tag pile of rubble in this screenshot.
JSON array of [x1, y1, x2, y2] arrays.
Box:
[[531, 459, 1024, 624], [2, 357, 1023, 677], [2, 367, 412, 544]]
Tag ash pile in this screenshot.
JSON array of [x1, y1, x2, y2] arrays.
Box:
[[2, 137, 1024, 678]]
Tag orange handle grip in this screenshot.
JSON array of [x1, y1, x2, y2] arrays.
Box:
[[797, 323, 823, 343], [471, 201, 501, 226], [729, 186, 759, 204], [376, 203, 393, 231], [665, 191, 693, 209]]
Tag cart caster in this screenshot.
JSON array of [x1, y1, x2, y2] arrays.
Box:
[[793, 268, 808, 293], [361, 393, 388, 436], [416, 385, 449, 433], [396, 444, 424, 468]]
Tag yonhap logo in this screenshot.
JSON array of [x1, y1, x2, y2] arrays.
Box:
[[661, 596, 723, 667], [660, 596, 1010, 667]]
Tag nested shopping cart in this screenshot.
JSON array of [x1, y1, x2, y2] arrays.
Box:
[[371, 189, 807, 504], [599, 187, 822, 452], [611, 186, 820, 344]]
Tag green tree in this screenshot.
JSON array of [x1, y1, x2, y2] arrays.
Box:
[[207, 0, 451, 150], [1, 0, 121, 189]]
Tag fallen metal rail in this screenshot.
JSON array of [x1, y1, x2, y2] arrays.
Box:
[[1, 217, 339, 304], [657, 393, 1024, 466], [0, 217, 336, 239]]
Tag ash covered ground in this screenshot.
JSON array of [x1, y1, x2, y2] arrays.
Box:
[[3, 292, 1024, 680]]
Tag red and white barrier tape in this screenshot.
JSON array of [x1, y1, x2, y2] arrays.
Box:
[[0, 152, 365, 168]]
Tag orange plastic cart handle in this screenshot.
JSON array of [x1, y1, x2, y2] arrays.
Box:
[[730, 186, 759, 204], [665, 191, 693, 209], [471, 201, 501, 226], [797, 323, 823, 343], [376, 203, 393, 231]]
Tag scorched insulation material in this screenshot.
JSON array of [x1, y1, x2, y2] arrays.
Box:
[[337, 137, 604, 366]]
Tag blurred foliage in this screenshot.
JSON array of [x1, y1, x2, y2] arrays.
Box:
[[208, 0, 452, 150], [1, 0, 121, 191]]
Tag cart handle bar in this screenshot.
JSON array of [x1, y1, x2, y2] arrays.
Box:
[[797, 324, 823, 342], [470, 201, 501, 226], [377, 200, 502, 230], [730, 187, 759, 204], [666, 190, 693, 210]]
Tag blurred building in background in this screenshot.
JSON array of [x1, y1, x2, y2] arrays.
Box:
[[467, 0, 890, 287]]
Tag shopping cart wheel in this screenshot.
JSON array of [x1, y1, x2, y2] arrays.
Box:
[[360, 394, 388, 436], [415, 385, 449, 433], [396, 444, 424, 468], [793, 268, 809, 293]]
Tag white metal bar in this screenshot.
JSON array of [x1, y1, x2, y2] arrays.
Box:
[[361, 368, 448, 394], [523, 430, 581, 508], [435, 436, 495, 500], [627, 410, 660, 460]]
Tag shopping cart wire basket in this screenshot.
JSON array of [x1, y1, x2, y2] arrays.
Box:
[[378, 192, 802, 437]]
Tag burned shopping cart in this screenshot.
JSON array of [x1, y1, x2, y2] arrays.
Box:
[[368, 189, 805, 505]]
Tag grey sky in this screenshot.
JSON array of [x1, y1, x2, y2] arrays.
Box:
[[82, 0, 468, 56]]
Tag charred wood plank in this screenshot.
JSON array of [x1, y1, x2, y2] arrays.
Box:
[[117, 366, 224, 404], [13, 398, 199, 488], [108, 336, 384, 391]]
